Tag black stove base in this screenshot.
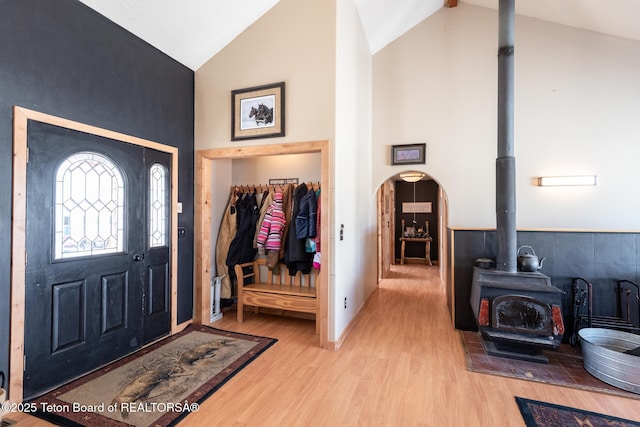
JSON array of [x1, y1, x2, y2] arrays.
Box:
[[481, 338, 550, 364]]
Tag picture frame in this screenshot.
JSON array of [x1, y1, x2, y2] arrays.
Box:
[[402, 201, 432, 214], [232, 82, 285, 141], [391, 143, 426, 165], [268, 178, 299, 185]]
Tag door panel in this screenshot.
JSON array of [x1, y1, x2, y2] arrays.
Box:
[[51, 280, 85, 353], [143, 149, 171, 344], [101, 272, 129, 335], [148, 265, 168, 316], [23, 120, 171, 398]]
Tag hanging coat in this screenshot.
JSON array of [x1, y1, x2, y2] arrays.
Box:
[[226, 193, 259, 293], [215, 192, 238, 299], [295, 187, 317, 240], [284, 183, 313, 275], [257, 191, 286, 251], [314, 189, 321, 253], [253, 190, 273, 248], [279, 183, 295, 259]]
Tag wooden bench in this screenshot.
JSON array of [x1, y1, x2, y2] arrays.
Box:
[[234, 258, 319, 333]]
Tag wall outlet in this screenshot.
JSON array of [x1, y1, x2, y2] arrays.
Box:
[[344, 297, 347, 309]]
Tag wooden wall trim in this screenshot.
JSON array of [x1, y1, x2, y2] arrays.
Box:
[[448, 228, 456, 328], [197, 140, 329, 159], [448, 226, 640, 233], [195, 140, 331, 349], [194, 151, 212, 326], [10, 107, 28, 403], [10, 106, 180, 402]]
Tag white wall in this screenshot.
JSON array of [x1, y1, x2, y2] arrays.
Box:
[[195, 0, 640, 345], [195, 0, 336, 149], [373, 4, 640, 230], [195, 0, 360, 343], [334, 0, 375, 341], [231, 154, 321, 184]]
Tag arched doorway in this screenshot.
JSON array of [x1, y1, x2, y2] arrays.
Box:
[[376, 171, 449, 284]]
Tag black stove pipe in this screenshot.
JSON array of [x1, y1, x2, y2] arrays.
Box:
[[496, 0, 517, 272]]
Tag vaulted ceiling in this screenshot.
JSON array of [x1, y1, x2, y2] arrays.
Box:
[[77, 0, 640, 70]]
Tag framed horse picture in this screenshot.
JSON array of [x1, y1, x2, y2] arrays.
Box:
[[231, 82, 285, 141]]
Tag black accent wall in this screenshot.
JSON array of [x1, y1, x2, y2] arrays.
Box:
[[395, 179, 439, 262], [0, 0, 194, 384], [450, 229, 640, 342]]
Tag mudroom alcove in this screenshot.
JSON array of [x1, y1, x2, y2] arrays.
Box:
[[194, 140, 330, 349]]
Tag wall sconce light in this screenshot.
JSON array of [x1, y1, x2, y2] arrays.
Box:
[[537, 175, 597, 187], [399, 171, 425, 183]]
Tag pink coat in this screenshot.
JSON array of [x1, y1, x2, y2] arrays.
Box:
[[256, 191, 286, 251]]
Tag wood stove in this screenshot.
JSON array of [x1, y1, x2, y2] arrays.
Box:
[[470, 267, 565, 362], [467, 0, 566, 363]]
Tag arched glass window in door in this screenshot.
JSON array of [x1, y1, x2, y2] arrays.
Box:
[[149, 163, 167, 247], [55, 152, 125, 259]]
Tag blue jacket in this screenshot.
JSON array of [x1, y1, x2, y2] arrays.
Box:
[[295, 187, 317, 239]]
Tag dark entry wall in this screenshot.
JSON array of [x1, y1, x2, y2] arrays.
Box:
[[394, 179, 439, 262], [0, 0, 195, 385]]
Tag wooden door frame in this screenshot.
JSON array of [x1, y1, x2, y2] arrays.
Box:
[[194, 140, 330, 349], [376, 181, 394, 282], [10, 106, 181, 402], [377, 187, 383, 282], [376, 177, 447, 275]]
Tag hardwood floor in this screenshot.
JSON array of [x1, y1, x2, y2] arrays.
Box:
[[187, 263, 640, 426], [8, 263, 640, 426]]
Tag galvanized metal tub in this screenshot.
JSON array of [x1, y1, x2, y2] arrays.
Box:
[[579, 327, 640, 394]]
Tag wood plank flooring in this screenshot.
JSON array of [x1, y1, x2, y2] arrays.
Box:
[[8, 263, 640, 426]]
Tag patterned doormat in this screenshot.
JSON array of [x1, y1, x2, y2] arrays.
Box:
[[516, 397, 640, 427], [28, 325, 277, 426], [461, 331, 639, 400]]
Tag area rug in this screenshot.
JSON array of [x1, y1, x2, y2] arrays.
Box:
[[29, 325, 277, 426], [516, 396, 640, 427], [461, 331, 640, 400]]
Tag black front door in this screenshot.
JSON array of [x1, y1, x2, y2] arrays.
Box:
[[23, 121, 171, 399]]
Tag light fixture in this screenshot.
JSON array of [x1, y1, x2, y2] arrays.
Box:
[[400, 171, 425, 183], [537, 175, 597, 187], [398, 171, 425, 228]]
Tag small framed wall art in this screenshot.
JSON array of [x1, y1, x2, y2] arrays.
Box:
[[232, 82, 285, 141], [391, 143, 426, 165]]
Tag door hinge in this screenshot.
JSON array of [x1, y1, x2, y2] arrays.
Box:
[[24, 354, 27, 371], [26, 146, 29, 163], [25, 250, 27, 266]]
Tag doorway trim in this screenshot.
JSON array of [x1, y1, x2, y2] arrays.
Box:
[[195, 140, 330, 349], [10, 106, 181, 402], [375, 175, 449, 282]]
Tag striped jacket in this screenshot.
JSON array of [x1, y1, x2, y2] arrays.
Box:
[[256, 191, 286, 251]]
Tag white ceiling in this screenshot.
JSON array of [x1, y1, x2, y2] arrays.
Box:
[[78, 0, 640, 70]]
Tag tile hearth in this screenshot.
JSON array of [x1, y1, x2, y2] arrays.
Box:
[[460, 330, 639, 400]]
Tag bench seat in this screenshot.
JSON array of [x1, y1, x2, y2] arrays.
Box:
[[235, 258, 318, 332]]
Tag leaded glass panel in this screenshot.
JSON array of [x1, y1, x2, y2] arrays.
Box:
[[55, 152, 124, 259], [149, 163, 167, 247]]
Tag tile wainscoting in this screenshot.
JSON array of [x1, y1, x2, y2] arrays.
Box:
[[448, 228, 640, 341]]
